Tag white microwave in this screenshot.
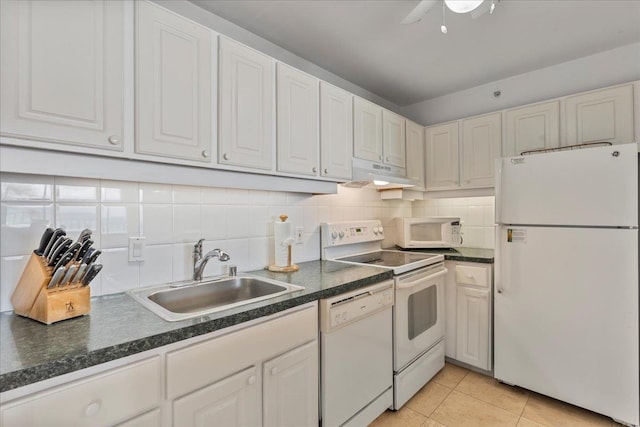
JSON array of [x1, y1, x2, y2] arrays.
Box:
[[394, 217, 462, 249]]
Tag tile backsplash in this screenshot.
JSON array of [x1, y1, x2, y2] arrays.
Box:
[[0, 173, 414, 312], [0, 173, 496, 312], [412, 196, 496, 249]]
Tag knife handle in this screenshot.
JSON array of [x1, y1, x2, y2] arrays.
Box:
[[36, 227, 54, 256], [47, 267, 66, 289], [82, 264, 103, 286], [58, 265, 77, 287]]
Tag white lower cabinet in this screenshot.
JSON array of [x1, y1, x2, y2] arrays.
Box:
[[1, 303, 318, 427], [0, 357, 162, 427], [444, 261, 492, 371], [116, 409, 162, 427], [263, 341, 318, 427], [173, 366, 259, 427], [456, 286, 490, 369], [165, 302, 318, 427]]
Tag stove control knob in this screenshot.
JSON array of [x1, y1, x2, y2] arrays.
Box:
[[373, 227, 380, 234], [331, 231, 338, 239], [338, 231, 345, 238], [378, 226, 384, 234]]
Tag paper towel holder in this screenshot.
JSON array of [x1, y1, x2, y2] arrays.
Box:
[[267, 215, 299, 273]]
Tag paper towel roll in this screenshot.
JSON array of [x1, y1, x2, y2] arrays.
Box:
[[274, 216, 293, 267]]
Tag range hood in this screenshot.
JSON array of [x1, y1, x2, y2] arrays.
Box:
[[342, 158, 417, 190]]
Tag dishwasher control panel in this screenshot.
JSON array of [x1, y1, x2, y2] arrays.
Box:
[[320, 281, 394, 332]]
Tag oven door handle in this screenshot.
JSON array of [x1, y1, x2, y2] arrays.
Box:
[[396, 267, 448, 289]]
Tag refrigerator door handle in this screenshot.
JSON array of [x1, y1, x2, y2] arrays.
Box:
[[494, 158, 502, 224], [495, 226, 504, 294]]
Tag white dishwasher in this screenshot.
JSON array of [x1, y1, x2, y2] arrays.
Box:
[[320, 281, 394, 427]]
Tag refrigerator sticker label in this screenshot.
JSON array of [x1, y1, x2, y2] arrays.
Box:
[[510, 157, 525, 165], [507, 228, 527, 243]]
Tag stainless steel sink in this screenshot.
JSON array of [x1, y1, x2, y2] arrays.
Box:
[[129, 274, 304, 321]]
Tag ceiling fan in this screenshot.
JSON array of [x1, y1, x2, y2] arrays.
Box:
[[401, 0, 499, 30]]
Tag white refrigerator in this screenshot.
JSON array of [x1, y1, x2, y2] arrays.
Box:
[[495, 142, 639, 426]]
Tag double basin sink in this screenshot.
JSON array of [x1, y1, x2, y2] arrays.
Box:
[[129, 274, 304, 322]]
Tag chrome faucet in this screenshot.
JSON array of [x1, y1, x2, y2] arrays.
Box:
[[193, 240, 230, 281]]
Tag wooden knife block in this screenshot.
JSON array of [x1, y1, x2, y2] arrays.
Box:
[[10, 253, 90, 325]]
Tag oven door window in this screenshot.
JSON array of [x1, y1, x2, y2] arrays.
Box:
[[407, 284, 437, 340], [410, 223, 442, 242]]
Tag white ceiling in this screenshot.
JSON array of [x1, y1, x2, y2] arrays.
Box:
[[190, 0, 640, 107]]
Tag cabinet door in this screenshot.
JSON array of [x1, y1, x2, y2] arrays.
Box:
[[263, 341, 318, 427], [504, 101, 560, 157], [456, 287, 490, 370], [565, 84, 634, 146], [219, 37, 273, 170], [320, 82, 353, 180], [0, 0, 124, 151], [353, 97, 383, 162], [173, 366, 259, 427], [425, 122, 459, 190], [276, 63, 319, 176], [460, 112, 501, 188], [406, 120, 425, 189], [136, 1, 213, 162], [382, 109, 406, 167]]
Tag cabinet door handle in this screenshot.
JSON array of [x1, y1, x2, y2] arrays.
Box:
[[324, 168, 328, 174], [85, 400, 102, 417], [312, 167, 318, 173], [379, 155, 383, 161], [271, 367, 279, 376], [385, 157, 389, 162], [223, 153, 230, 161], [247, 375, 256, 385], [108, 135, 120, 145], [202, 150, 209, 158]]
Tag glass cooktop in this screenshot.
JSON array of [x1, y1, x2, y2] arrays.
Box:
[[336, 250, 441, 268]]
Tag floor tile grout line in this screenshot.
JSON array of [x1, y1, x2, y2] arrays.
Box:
[[447, 387, 525, 420]]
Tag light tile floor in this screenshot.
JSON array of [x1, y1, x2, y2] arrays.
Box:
[[370, 363, 623, 427]]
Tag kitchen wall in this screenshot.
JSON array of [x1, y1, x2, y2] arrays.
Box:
[[401, 42, 640, 126], [412, 197, 496, 249], [0, 173, 413, 312]]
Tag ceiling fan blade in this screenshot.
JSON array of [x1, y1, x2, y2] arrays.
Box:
[[400, 0, 439, 24]]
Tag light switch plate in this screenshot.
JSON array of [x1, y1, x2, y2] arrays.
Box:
[[128, 237, 146, 262], [295, 226, 304, 244]]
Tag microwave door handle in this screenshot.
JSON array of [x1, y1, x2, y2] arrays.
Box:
[[396, 267, 448, 289]]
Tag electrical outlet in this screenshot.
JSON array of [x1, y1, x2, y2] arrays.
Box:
[[295, 226, 304, 244]]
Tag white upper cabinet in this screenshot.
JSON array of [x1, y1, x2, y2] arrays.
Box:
[[564, 84, 635, 146], [504, 100, 560, 157], [219, 37, 273, 170], [136, 1, 213, 162], [276, 63, 319, 176], [382, 109, 406, 167], [406, 120, 425, 189], [425, 122, 459, 191], [353, 97, 383, 162], [460, 112, 502, 188], [0, 0, 125, 151], [320, 83, 353, 180]]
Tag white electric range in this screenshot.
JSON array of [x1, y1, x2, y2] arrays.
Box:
[[321, 220, 447, 411]]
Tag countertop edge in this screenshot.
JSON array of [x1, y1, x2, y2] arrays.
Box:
[[0, 269, 393, 393]]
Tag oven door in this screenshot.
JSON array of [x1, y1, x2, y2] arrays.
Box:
[[394, 263, 447, 371]]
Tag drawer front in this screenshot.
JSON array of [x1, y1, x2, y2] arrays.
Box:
[[1, 357, 161, 427], [455, 264, 490, 288], [115, 409, 161, 427], [167, 304, 317, 399]]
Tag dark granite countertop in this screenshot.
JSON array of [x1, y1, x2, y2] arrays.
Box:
[[389, 247, 495, 264], [0, 260, 392, 394]]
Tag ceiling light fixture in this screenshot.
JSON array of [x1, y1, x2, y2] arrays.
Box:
[[444, 0, 485, 14]]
